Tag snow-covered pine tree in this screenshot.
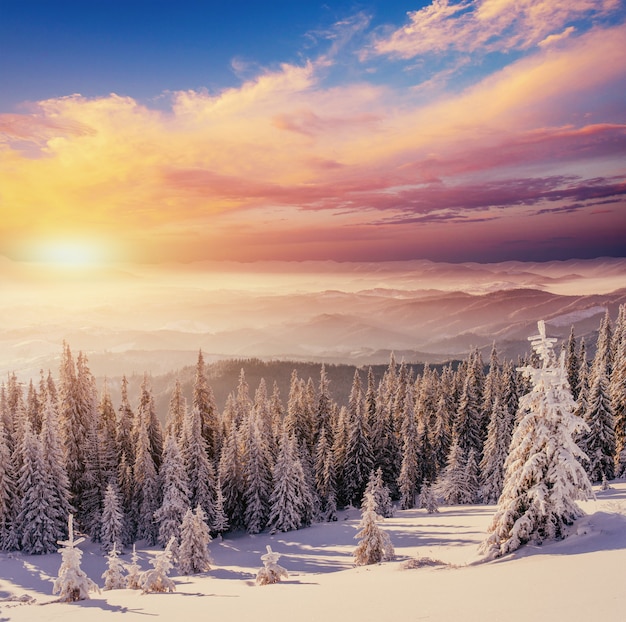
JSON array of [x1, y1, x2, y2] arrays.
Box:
[[100, 483, 124, 552], [218, 423, 245, 530], [102, 542, 127, 590], [464, 448, 480, 504], [580, 364, 615, 482], [180, 397, 217, 527], [212, 474, 229, 534], [255, 545, 288, 585], [53, 514, 99, 602], [418, 482, 439, 513], [364, 467, 393, 518], [193, 350, 219, 461], [479, 396, 514, 504], [178, 506, 213, 574], [314, 427, 338, 522], [241, 407, 273, 534], [0, 420, 16, 550], [435, 439, 473, 505], [612, 304, 626, 475], [480, 321, 594, 558], [268, 430, 307, 533], [17, 420, 59, 554], [353, 491, 394, 566], [398, 381, 420, 510], [126, 543, 142, 590], [154, 434, 190, 547], [132, 403, 160, 545], [39, 391, 72, 542], [139, 536, 176, 593], [343, 370, 373, 506], [116, 375, 135, 469], [165, 379, 186, 441]]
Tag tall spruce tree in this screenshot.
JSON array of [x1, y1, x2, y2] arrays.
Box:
[[480, 322, 593, 558], [154, 435, 190, 547]]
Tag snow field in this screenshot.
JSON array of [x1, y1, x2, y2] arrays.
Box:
[[2, 481, 626, 621]]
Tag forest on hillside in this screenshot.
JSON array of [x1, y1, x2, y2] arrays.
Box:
[[0, 305, 624, 557]]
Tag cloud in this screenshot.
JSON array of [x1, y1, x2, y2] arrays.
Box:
[[0, 17, 624, 263], [372, 0, 621, 59]]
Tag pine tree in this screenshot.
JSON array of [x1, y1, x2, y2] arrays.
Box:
[[133, 404, 160, 544], [139, 536, 176, 593], [268, 430, 308, 533], [343, 370, 373, 506], [612, 304, 626, 474], [100, 483, 124, 553], [398, 382, 420, 510], [102, 543, 127, 590], [435, 440, 471, 505], [480, 322, 594, 558], [154, 435, 190, 547], [218, 423, 245, 530], [165, 379, 186, 440], [353, 491, 394, 566], [178, 506, 213, 574], [17, 421, 59, 554], [480, 396, 514, 504], [193, 351, 219, 461], [565, 326, 580, 400], [314, 427, 337, 522], [364, 468, 393, 518], [126, 543, 142, 590], [418, 482, 439, 513], [116, 375, 135, 468], [180, 397, 217, 526], [242, 408, 273, 534], [39, 391, 72, 541], [212, 475, 229, 534], [580, 366, 615, 482], [255, 545, 288, 585], [53, 514, 99, 602], [0, 421, 16, 550]]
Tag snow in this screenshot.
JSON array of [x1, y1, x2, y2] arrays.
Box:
[[2, 482, 626, 621]]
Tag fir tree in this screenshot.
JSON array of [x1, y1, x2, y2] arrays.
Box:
[[178, 506, 213, 574], [0, 421, 16, 550], [480, 322, 594, 558], [17, 421, 59, 554], [102, 543, 127, 590], [53, 514, 99, 602], [133, 405, 159, 545], [154, 435, 190, 547], [242, 409, 273, 534], [180, 398, 217, 526], [580, 366, 615, 482], [364, 468, 393, 518], [255, 545, 288, 585], [126, 543, 142, 590], [218, 423, 245, 530], [314, 427, 338, 521], [139, 536, 176, 593], [193, 351, 219, 461], [435, 440, 472, 505], [480, 396, 514, 504], [343, 370, 373, 506], [398, 382, 420, 510], [268, 430, 308, 533], [353, 491, 394, 566], [418, 482, 439, 513], [100, 483, 124, 553], [165, 379, 186, 441]]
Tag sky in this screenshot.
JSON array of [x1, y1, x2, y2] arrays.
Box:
[[1, 0, 625, 266]]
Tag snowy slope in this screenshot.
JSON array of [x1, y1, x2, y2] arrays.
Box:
[[1, 482, 625, 621]]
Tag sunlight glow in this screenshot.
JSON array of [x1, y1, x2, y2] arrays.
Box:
[[32, 240, 107, 267]]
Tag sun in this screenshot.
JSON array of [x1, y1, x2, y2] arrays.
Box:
[[32, 240, 109, 267]]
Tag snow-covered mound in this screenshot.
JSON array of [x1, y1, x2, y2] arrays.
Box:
[[1, 482, 625, 621]]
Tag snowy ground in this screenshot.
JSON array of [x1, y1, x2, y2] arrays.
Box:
[[2, 482, 626, 622]]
